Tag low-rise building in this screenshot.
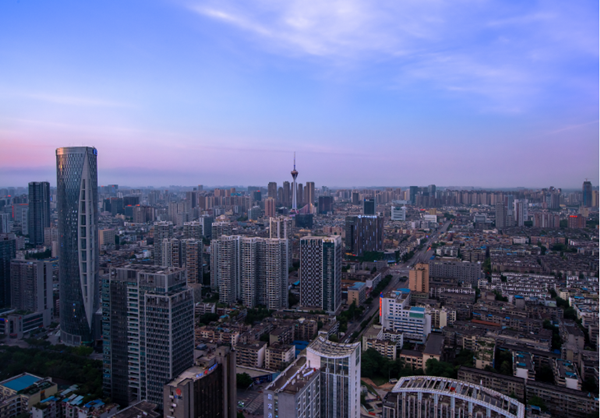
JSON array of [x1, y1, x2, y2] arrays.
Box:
[[0, 373, 58, 418], [512, 351, 535, 381], [552, 359, 581, 390], [525, 380, 598, 418], [235, 342, 266, 369], [265, 344, 295, 371], [457, 366, 526, 402], [347, 282, 366, 306]]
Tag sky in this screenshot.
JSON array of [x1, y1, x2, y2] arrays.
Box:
[[0, 0, 598, 189]]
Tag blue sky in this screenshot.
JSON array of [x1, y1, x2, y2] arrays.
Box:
[[1, 0, 597, 188]]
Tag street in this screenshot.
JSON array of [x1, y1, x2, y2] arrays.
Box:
[[343, 220, 451, 343]]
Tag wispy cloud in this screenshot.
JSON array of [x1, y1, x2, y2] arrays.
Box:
[[24, 93, 135, 108], [187, 0, 597, 110]]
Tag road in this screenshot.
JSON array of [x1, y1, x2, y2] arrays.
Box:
[[342, 220, 451, 344]]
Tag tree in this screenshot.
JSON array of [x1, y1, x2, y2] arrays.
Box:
[[528, 396, 548, 412], [536, 365, 554, 383], [237, 373, 253, 389], [198, 313, 220, 325], [328, 334, 339, 342], [288, 291, 299, 308]]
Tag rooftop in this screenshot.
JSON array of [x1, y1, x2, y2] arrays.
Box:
[[265, 356, 318, 394], [112, 401, 160, 418], [392, 376, 524, 416], [165, 363, 218, 388], [0, 373, 42, 392], [307, 335, 360, 359], [424, 333, 444, 356]]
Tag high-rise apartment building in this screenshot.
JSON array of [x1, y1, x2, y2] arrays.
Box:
[[409, 263, 429, 294], [299, 236, 342, 314], [533, 211, 560, 228], [297, 183, 303, 207], [183, 221, 202, 240], [268, 182, 278, 200], [0, 234, 16, 308], [102, 265, 194, 409], [409, 186, 419, 204], [263, 238, 289, 310], [352, 191, 360, 205], [213, 236, 288, 309], [162, 238, 182, 268], [495, 202, 506, 230], [269, 216, 292, 240], [582, 180, 592, 207], [514, 199, 528, 227], [305, 182, 315, 210], [163, 346, 237, 418], [344, 215, 384, 257], [10, 259, 53, 326], [211, 235, 241, 304], [306, 336, 361, 418], [363, 198, 375, 215], [211, 222, 232, 240], [153, 221, 173, 266], [283, 181, 291, 207], [56, 146, 99, 346], [265, 197, 276, 218], [182, 239, 203, 284], [318, 196, 334, 214], [27, 182, 50, 245]]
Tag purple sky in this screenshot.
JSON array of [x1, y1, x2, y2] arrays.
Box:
[[1, 0, 598, 189]]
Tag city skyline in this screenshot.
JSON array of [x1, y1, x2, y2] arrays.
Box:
[[1, 1, 597, 188]]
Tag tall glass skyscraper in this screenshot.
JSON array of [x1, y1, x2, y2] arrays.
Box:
[[28, 181, 51, 245], [582, 180, 592, 207], [56, 146, 99, 346]]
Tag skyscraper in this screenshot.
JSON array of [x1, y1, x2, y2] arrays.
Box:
[[10, 259, 53, 326], [344, 215, 384, 257], [306, 336, 361, 418], [268, 182, 278, 200], [265, 197, 276, 218], [297, 183, 303, 207], [283, 181, 291, 207], [305, 182, 315, 211], [102, 265, 194, 408], [582, 180, 593, 207], [211, 235, 241, 304], [409, 186, 419, 204], [495, 202, 506, 230], [318, 196, 334, 214], [291, 153, 299, 213], [153, 221, 173, 266], [363, 198, 375, 215], [27, 182, 50, 245], [164, 346, 237, 418], [269, 216, 292, 240], [299, 235, 342, 314], [56, 146, 99, 346], [0, 234, 16, 308]]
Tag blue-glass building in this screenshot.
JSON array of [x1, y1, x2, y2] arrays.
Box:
[[56, 147, 99, 346]]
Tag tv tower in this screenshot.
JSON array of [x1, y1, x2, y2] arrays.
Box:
[[291, 152, 299, 213]]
